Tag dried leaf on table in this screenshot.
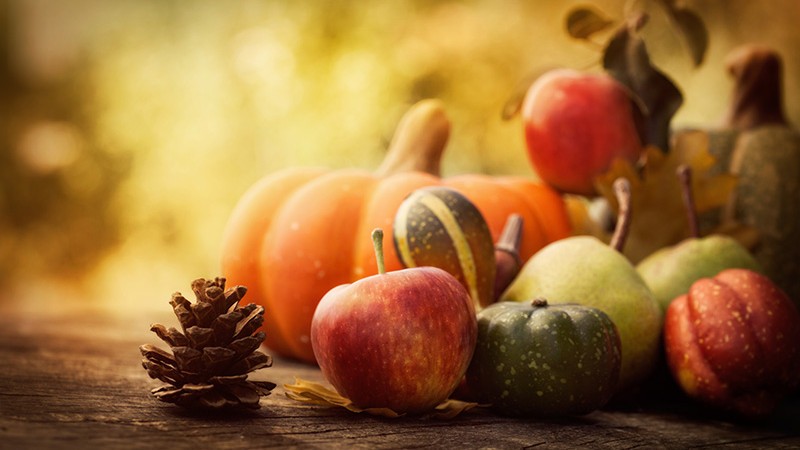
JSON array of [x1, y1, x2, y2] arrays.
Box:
[[284, 378, 480, 419], [594, 130, 738, 263]]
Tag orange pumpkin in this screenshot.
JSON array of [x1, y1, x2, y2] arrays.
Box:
[[220, 100, 572, 363]]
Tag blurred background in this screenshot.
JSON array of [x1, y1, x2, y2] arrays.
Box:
[[1, 0, 798, 312]]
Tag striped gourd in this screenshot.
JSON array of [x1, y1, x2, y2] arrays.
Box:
[[393, 186, 496, 310]]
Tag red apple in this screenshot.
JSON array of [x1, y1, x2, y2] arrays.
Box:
[[310, 229, 478, 414], [521, 68, 643, 196], [664, 269, 800, 417]]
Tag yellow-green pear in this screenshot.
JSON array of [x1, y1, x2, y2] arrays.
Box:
[[501, 179, 661, 391], [637, 165, 761, 313]]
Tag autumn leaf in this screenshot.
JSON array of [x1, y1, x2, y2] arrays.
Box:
[[565, 6, 615, 41], [657, 0, 709, 67], [284, 378, 480, 419], [603, 13, 683, 153], [593, 130, 738, 263], [500, 69, 549, 121]]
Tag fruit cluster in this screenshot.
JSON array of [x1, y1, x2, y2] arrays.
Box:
[[217, 10, 800, 419]]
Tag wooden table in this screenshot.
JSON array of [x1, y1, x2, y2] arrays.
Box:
[[1, 299, 798, 449]]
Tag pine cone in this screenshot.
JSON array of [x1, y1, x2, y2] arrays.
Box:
[[140, 277, 276, 409]]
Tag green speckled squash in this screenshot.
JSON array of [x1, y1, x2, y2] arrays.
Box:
[[393, 186, 496, 309], [712, 45, 800, 305], [726, 126, 800, 305], [466, 299, 621, 417]]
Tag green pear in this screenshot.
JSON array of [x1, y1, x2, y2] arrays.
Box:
[[637, 236, 760, 312], [637, 165, 761, 313], [501, 179, 661, 391]]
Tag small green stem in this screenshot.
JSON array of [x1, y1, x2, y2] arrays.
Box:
[[372, 228, 386, 275]]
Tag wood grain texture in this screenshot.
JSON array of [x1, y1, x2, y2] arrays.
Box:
[[0, 302, 798, 449]]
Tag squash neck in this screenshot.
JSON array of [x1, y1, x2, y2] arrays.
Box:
[[723, 45, 788, 130], [375, 99, 450, 177]]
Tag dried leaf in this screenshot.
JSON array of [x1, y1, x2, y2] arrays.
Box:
[[501, 80, 529, 120], [565, 6, 615, 40], [501, 70, 549, 120], [602, 13, 683, 152], [285, 378, 402, 418], [284, 378, 480, 419], [658, 0, 708, 66], [594, 130, 738, 263]]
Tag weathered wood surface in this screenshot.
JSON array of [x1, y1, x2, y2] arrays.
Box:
[[1, 301, 798, 449]]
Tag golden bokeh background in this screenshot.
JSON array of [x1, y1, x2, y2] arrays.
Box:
[[1, 0, 798, 312]]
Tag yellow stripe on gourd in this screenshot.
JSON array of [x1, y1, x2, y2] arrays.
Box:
[[417, 193, 479, 303], [394, 193, 418, 269]]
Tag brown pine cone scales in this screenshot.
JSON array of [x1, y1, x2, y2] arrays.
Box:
[[140, 277, 276, 409]]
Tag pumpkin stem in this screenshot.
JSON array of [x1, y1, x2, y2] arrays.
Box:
[[494, 214, 524, 300], [609, 178, 632, 253], [372, 228, 386, 275], [723, 45, 788, 130], [531, 298, 548, 308], [676, 165, 700, 239], [375, 99, 450, 177], [495, 214, 524, 256]]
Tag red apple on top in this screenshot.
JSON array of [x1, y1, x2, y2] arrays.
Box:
[[522, 68, 644, 196], [310, 229, 478, 414], [664, 268, 800, 417]]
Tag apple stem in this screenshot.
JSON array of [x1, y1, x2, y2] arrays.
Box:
[[677, 165, 700, 239], [609, 177, 632, 253], [372, 228, 387, 275]]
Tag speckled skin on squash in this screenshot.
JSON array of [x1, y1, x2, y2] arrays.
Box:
[[726, 126, 800, 307], [393, 186, 496, 310], [466, 300, 621, 417]]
